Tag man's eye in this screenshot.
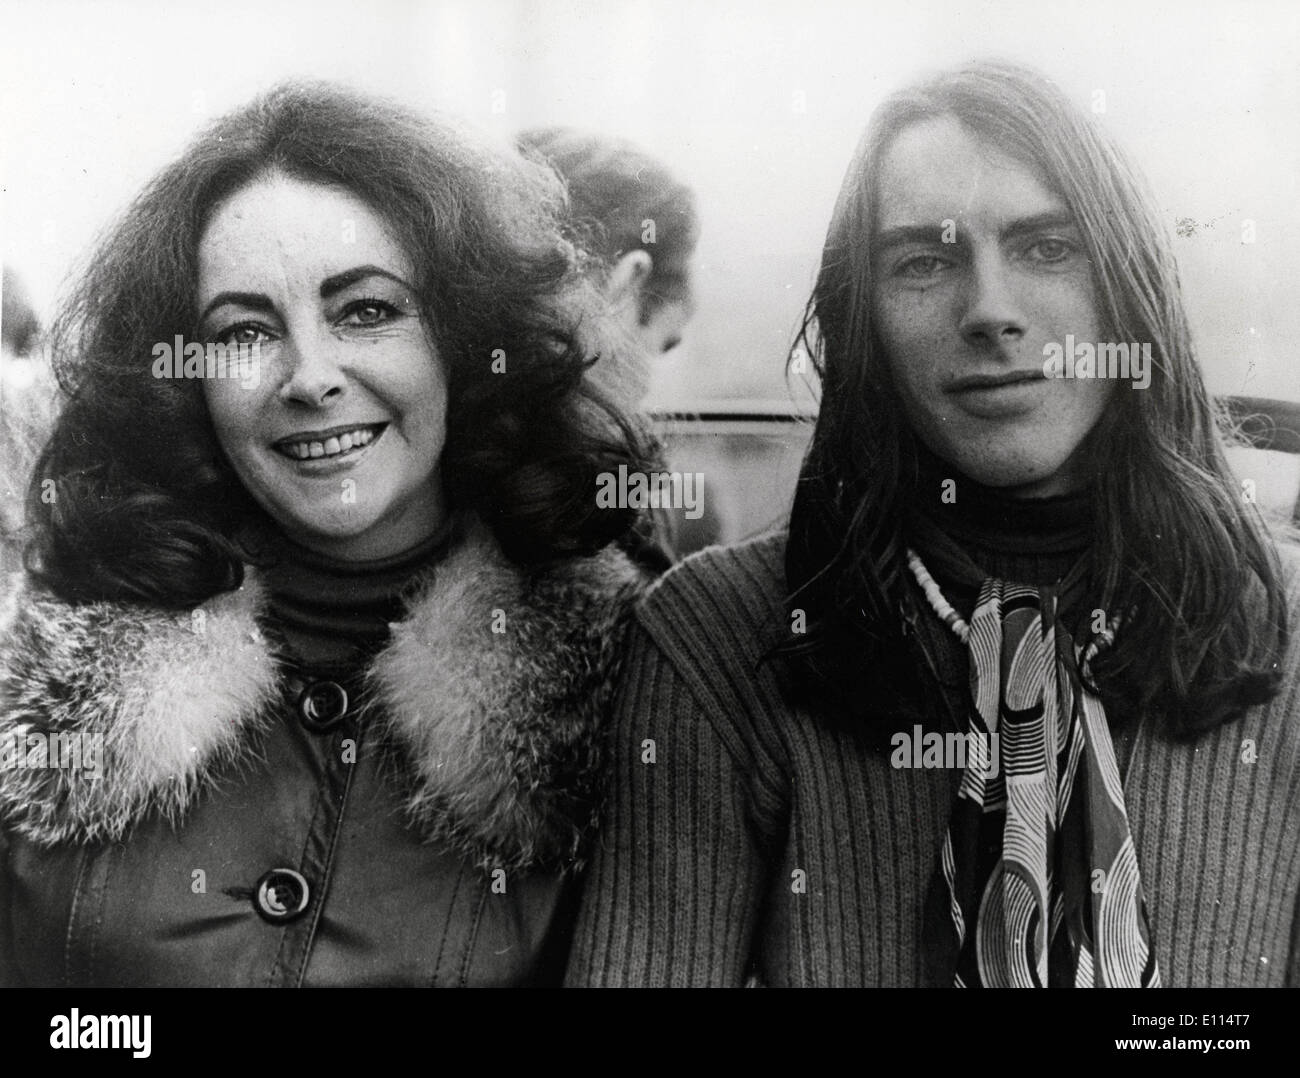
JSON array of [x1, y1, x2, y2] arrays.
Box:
[[1026, 238, 1075, 263], [895, 255, 948, 279]]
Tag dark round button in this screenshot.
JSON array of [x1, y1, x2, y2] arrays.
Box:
[[297, 680, 349, 732], [255, 868, 310, 923]]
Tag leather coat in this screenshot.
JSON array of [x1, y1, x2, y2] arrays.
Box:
[[0, 523, 647, 986]]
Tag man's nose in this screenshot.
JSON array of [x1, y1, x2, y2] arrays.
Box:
[[957, 254, 1027, 349], [278, 335, 346, 406]]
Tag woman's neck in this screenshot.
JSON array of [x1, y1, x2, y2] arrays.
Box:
[[262, 516, 459, 668]]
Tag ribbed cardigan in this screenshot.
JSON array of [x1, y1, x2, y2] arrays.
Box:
[[566, 532, 1300, 987]]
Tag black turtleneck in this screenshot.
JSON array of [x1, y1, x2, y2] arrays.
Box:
[[260, 519, 458, 668], [907, 447, 1094, 627]]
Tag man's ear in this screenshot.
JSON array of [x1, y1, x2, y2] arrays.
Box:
[[606, 249, 654, 307]]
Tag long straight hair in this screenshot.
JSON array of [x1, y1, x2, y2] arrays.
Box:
[[782, 60, 1286, 735]]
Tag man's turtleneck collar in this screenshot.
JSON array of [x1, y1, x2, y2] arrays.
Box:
[[907, 443, 1093, 605]]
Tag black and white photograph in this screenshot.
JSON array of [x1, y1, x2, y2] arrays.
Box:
[[1, 0, 1298, 1045]]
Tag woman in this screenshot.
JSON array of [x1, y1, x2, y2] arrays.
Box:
[[567, 60, 1300, 987], [0, 82, 659, 986]]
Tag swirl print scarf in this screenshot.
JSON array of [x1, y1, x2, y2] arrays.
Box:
[[911, 555, 1161, 988]]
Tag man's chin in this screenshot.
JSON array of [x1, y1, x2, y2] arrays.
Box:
[[980, 471, 1083, 499], [945, 454, 1087, 499]]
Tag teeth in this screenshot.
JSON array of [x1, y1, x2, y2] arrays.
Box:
[[281, 425, 378, 461]]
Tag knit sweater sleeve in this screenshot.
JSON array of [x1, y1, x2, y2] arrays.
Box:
[[565, 537, 791, 987]]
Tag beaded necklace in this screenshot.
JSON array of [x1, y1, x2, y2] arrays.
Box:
[[905, 547, 969, 643], [904, 546, 1119, 666]]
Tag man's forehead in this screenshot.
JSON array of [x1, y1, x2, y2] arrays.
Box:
[[873, 116, 1067, 234]]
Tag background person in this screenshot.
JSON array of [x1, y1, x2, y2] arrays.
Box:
[[517, 126, 700, 408], [0, 267, 57, 576], [519, 126, 730, 557]]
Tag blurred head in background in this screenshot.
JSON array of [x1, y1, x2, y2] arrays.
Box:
[[2, 266, 55, 574], [518, 127, 700, 408], [2, 267, 41, 360]]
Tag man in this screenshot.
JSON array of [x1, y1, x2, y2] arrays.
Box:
[[566, 60, 1298, 987], [517, 127, 699, 408], [519, 126, 725, 557]]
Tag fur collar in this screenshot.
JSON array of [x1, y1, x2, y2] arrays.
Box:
[[0, 523, 648, 871]]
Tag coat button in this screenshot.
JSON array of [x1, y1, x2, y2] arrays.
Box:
[[297, 680, 349, 732], [254, 868, 311, 923]]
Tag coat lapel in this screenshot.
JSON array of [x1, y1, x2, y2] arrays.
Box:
[[0, 525, 646, 870]]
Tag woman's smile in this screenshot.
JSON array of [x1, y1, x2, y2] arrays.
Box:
[[272, 421, 387, 463], [198, 174, 449, 560]]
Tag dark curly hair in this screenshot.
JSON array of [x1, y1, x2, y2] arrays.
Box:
[[28, 81, 659, 608]]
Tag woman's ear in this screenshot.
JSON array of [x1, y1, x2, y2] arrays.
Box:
[[605, 249, 654, 308]]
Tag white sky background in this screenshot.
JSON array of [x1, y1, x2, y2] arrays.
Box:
[[1, 0, 1296, 406]]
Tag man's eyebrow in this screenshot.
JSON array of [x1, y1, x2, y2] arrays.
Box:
[[999, 211, 1079, 242], [872, 211, 1080, 252], [320, 266, 414, 298], [873, 223, 951, 251]]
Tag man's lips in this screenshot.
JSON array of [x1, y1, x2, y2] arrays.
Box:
[[271, 421, 388, 461], [945, 370, 1046, 393]]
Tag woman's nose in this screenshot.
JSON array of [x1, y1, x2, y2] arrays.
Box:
[[957, 255, 1027, 349], [277, 336, 346, 406]]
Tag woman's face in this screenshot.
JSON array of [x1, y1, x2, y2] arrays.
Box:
[[198, 173, 448, 560]]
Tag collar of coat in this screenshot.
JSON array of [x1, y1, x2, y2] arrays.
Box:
[[0, 521, 649, 872]]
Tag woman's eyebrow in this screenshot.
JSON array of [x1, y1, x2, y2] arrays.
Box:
[[198, 291, 275, 323], [319, 266, 414, 298], [198, 267, 415, 324]]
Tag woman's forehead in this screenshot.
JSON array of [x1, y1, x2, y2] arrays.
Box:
[[197, 175, 412, 297]]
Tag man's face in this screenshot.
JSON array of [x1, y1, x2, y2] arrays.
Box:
[[636, 284, 696, 358], [870, 115, 1116, 497]]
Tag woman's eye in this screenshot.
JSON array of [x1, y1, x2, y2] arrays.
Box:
[[215, 324, 270, 347], [340, 299, 399, 326], [895, 254, 948, 279]]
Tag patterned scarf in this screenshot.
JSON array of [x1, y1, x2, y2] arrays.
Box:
[[913, 556, 1161, 988]]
